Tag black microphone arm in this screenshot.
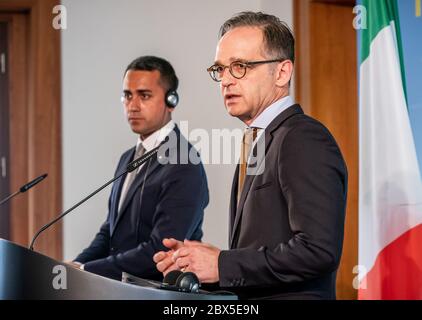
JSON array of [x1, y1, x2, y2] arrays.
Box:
[[29, 145, 160, 251], [0, 173, 48, 206]]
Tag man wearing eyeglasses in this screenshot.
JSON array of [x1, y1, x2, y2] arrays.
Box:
[[69, 56, 209, 281], [154, 12, 347, 300]]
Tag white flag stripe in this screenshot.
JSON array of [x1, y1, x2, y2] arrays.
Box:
[[359, 22, 422, 278]]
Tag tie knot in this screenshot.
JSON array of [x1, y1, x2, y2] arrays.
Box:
[[135, 144, 146, 159], [244, 127, 258, 144]]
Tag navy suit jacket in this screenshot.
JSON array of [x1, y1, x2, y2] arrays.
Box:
[[75, 125, 209, 280]]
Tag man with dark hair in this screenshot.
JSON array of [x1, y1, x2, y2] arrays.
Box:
[[125, 55, 179, 95], [69, 56, 209, 281], [154, 12, 347, 300]]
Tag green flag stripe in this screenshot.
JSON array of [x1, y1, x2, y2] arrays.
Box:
[[360, 0, 408, 101]]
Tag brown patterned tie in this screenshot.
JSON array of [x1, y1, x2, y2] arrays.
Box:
[[237, 127, 258, 204]]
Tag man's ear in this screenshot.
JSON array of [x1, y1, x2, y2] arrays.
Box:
[[167, 106, 175, 113], [275, 60, 294, 88]]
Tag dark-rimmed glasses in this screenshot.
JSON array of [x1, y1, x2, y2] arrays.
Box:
[[206, 59, 284, 82]]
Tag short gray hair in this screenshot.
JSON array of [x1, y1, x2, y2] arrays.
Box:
[[219, 11, 295, 63]]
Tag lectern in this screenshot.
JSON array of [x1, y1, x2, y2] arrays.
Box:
[[0, 239, 236, 300]]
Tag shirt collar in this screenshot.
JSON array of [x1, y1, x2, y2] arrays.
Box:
[[250, 95, 294, 129], [136, 119, 175, 152]]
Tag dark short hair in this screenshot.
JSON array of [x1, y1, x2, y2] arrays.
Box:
[[124, 56, 179, 92], [219, 11, 295, 63]]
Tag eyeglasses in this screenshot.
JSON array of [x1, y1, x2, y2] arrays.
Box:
[[206, 59, 284, 82]]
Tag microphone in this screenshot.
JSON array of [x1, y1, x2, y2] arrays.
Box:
[[0, 174, 48, 206], [29, 145, 160, 251]]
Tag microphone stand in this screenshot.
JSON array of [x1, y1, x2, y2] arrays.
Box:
[[29, 146, 160, 251], [0, 174, 48, 206], [0, 190, 20, 206]]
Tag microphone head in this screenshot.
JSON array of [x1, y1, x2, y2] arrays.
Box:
[[162, 270, 183, 286], [20, 173, 48, 193], [126, 146, 159, 172]]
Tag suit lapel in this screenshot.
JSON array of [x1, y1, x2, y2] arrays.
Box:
[[110, 148, 135, 232], [228, 164, 239, 244], [111, 125, 182, 236], [111, 153, 161, 237], [229, 104, 304, 248], [230, 131, 273, 248]]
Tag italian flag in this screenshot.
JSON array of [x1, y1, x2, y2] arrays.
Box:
[[359, 0, 422, 299]]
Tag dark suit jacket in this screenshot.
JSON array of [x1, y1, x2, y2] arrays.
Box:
[[75, 125, 209, 281], [218, 104, 347, 300]]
